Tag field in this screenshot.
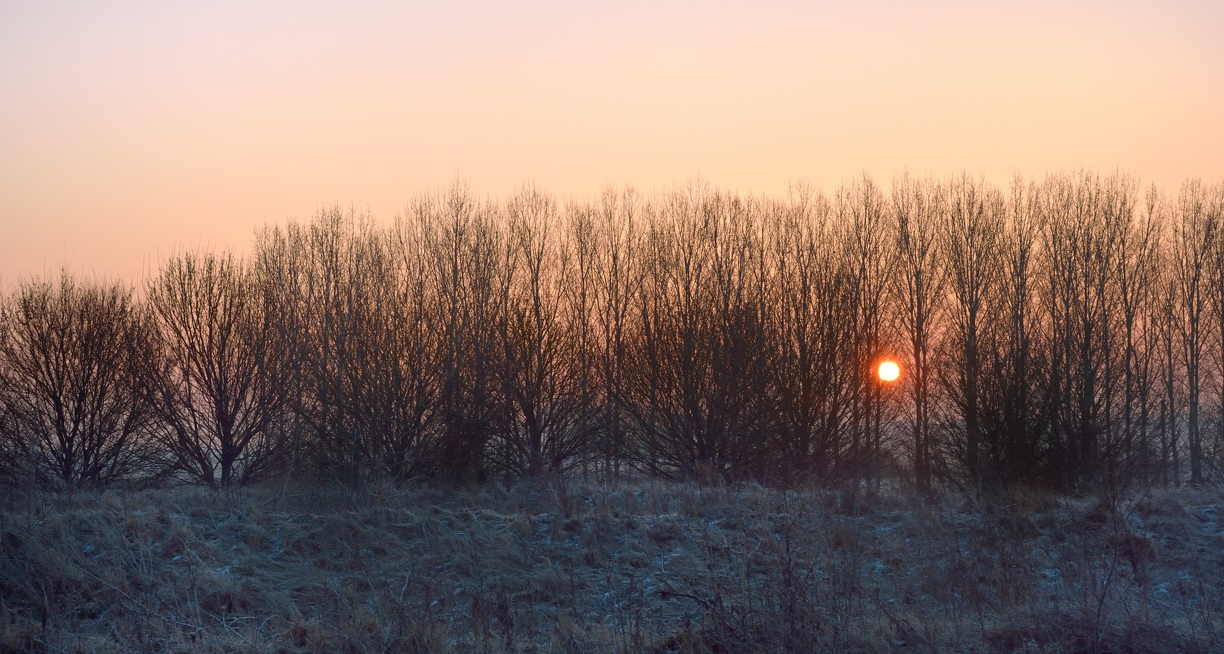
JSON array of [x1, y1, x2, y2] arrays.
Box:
[[1, 480, 1221, 653]]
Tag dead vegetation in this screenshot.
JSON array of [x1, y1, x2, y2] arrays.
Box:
[[0, 479, 1220, 653]]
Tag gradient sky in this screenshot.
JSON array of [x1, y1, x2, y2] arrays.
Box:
[[2, 1, 1222, 284]]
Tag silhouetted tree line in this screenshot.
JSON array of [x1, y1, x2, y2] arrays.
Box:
[[2, 173, 1223, 493]]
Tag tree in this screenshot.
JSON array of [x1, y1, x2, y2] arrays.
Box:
[[624, 184, 772, 481], [890, 174, 946, 492], [586, 187, 642, 480], [839, 175, 891, 486], [419, 184, 507, 482], [981, 176, 1048, 488], [1172, 179, 1217, 485], [0, 273, 156, 489], [146, 252, 294, 487], [1110, 176, 1160, 485], [941, 174, 1003, 488], [494, 186, 586, 476], [769, 186, 855, 483], [1039, 172, 1126, 489]]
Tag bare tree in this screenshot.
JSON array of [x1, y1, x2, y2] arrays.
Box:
[[1154, 228, 1183, 487], [0, 273, 156, 489], [890, 174, 946, 492], [1110, 176, 1161, 485], [1206, 182, 1224, 481], [769, 186, 855, 484], [493, 186, 586, 476], [10, 173, 1220, 493], [586, 187, 642, 480], [705, 191, 772, 480], [418, 184, 507, 482], [839, 175, 892, 486], [626, 184, 719, 480], [381, 212, 441, 481], [941, 174, 1003, 488], [145, 252, 293, 487], [1172, 179, 1217, 485], [1039, 172, 1127, 489], [981, 177, 1048, 488], [623, 184, 772, 481], [262, 207, 396, 486]]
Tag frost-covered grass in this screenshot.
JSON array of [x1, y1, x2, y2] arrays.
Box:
[[0, 479, 1221, 652]]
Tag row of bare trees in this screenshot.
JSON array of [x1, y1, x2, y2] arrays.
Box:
[[2, 173, 1223, 491]]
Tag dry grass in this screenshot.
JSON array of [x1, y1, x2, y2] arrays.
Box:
[[0, 479, 1221, 653]]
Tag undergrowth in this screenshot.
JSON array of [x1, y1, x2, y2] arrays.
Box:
[[0, 479, 1220, 652]]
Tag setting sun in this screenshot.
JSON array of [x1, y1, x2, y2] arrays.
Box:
[[878, 360, 900, 383]]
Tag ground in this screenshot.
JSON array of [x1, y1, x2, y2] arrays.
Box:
[[0, 479, 1221, 652]]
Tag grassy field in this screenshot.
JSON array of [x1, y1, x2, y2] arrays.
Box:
[[0, 479, 1220, 653]]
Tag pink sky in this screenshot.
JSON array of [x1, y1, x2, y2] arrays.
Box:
[[2, 1, 1222, 284]]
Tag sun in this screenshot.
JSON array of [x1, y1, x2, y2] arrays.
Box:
[[878, 360, 900, 382]]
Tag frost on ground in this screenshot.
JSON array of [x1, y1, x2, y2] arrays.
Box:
[[0, 480, 1221, 653]]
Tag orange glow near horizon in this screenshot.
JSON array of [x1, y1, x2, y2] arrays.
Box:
[[878, 361, 901, 383], [2, 2, 1223, 284]]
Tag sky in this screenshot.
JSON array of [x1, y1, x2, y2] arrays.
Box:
[[1, 0, 1222, 284]]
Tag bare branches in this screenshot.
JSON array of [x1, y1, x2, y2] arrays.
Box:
[[2, 173, 1223, 491], [0, 273, 156, 489], [890, 174, 946, 491], [145, 251, 293, 487]]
